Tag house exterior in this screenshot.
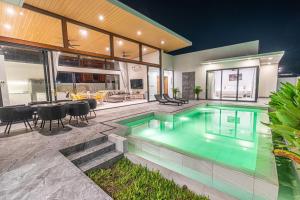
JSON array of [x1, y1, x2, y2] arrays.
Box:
[[0, 0, 284, 106]]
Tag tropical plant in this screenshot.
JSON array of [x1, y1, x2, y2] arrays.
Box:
[[172, 88, 179, 98], [268, 80, 300, 164], [87, 158, 209, 200], [193, 86, 203, 100]]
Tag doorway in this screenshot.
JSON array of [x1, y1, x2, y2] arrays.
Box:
[[182, 72, 195, 99], [163, 70, 173, 97]]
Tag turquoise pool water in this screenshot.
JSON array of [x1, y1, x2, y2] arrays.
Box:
[[120, 105, 263, 173]]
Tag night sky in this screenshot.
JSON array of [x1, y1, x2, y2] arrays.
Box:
[[119, 0, 300, 75]]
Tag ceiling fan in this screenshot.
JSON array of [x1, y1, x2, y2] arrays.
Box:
[[122, 51, 131, 58]]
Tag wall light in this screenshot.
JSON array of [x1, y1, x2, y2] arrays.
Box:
[[143, 47, 147, 52]]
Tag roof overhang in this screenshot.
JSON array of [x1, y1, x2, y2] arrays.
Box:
[[201, 51, 285, 65], [22, 0, 192, 52]]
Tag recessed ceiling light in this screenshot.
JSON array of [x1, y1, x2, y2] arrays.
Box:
[[19, 11, 24, 16], [143, 47, 147, 52], [6, 7, 15, 16], [99, 15, 104, 21], [160, 40, 165, 45], [268, 57, 273, 60], [79, 29, 88, 37], [57, 51, 61, 55], [105, 47, 110, 52], [118, 40, 123, 46], [137, 31, 142, 36], [3, 24, 12, 31]]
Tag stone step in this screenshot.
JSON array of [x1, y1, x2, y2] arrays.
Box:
[[60, 134, 108, 156], [68, 141, 115, 166], [79, 151, 124, 173]]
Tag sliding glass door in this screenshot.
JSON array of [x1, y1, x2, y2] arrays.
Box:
[[206, 67, 258, 102], [0, 45, 48, 106]]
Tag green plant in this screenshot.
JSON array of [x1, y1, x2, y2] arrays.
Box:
[[193, 86, 203, 100], [87, 158, 209, 200], [268, 80, 300, 164], [172, 88, 179, 98]]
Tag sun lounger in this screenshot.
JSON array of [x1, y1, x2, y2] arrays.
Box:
[[162, 94, 183, 106], [164, 94, 188, 104]]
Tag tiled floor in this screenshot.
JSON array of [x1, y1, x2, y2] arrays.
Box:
[[0, 99, 269, 200]]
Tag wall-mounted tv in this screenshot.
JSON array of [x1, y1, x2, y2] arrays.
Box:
[[130, 79, 143, 89]]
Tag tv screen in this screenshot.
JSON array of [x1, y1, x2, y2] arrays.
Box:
[[130, 79, 143, 89]]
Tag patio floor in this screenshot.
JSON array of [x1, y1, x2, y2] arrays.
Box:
[[0, 99, 268, 200]]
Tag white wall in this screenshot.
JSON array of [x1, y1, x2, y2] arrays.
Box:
[[259, 64, 278, 97], [127, 63, 148, 95], [277, 77, 299, 90], [162, 52, 173, 70]]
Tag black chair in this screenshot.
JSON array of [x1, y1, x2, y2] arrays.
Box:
[[85, 99, 97, 117], [37, 104, 67, 131], [154, 94, 168, 104], [28, 101, 49, 126], [162, 94, 182, 106], [68, 102, 90, 124], [0, 105, 34, 134], [165, 94, 189, 104]]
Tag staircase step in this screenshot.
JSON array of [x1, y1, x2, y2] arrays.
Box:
[[60, 134, 108, 156], [79, 151, 124, 173], [68, 141, 115, 165]]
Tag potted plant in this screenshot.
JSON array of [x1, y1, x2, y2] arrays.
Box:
[[172, 88, 179, 98], [193, 86, 203, 100]]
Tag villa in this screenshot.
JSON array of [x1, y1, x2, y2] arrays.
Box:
[[0, 0, 299, 200]]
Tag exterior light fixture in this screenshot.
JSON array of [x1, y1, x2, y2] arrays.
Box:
[[118, 40, 123, 46], [79, 29, 88, 37], [3, 24, 12, 31], [6, 7, 15, 16], [99, 15, 104, 21]]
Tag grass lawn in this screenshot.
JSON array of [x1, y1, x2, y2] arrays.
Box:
[[87, 158, 209, 200]]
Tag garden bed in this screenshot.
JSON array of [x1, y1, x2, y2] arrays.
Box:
[[87, 158, 209, 200]]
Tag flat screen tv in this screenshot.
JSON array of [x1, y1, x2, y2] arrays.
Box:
[[130, 79, 143, 89]]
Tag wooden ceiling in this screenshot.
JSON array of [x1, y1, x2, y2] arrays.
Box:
[[67, 22, 110, 55], [0, 2, 63, 46], [23, 0, 192, 52]]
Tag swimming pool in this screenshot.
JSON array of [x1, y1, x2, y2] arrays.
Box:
[[118, 105, 278, 199]]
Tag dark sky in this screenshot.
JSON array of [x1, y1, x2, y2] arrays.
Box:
[[119, 0, 300, 74]]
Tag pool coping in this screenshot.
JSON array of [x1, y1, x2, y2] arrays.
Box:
[[102, 103, 279, 200]]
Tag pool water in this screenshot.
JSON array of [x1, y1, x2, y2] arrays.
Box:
[[120, 105, 263, 173]]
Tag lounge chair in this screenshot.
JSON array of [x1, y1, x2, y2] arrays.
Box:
[[164, 94, 188, 104], [162, 94, 183, 106], [154, 94, 168, 104]]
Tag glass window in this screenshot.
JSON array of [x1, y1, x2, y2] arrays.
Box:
[[67, 22, 110, 55], [207, 70, 221, 100], [114, 37, 139, 60], [56, 72, 74, 100], [238, 68, 257, 101], [148, 67, 160, 101], [222, 69, 238, 100], [0, 1, 63, 46], [142, 45, 160, 65], [0, 45, 47, 105], [58, 53, 79, 67]]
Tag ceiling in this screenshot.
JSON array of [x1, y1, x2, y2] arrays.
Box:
[[23, 0, 192, 52]]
